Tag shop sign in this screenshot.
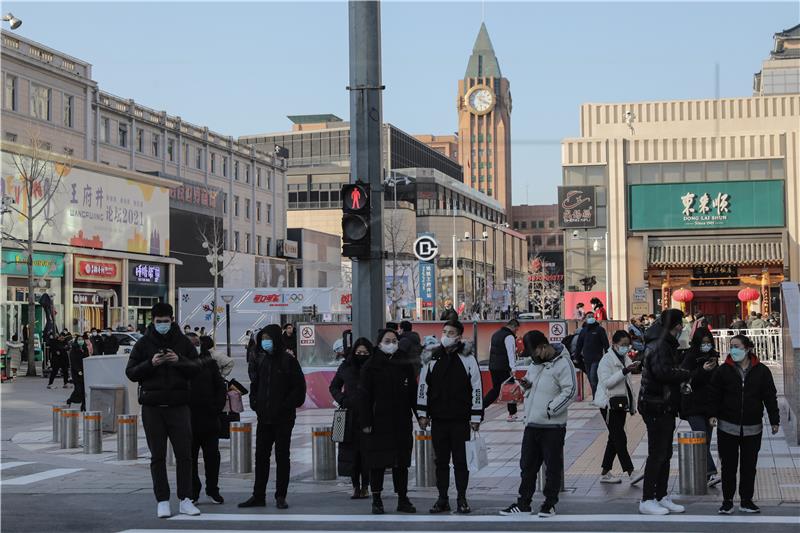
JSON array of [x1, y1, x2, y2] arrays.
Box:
[[169, 182, 219, 210], [691, 278, 740, 287], [73, 291, 102, 305], [74, 256, 122, 283], [557, 186, 596, 228], [1, 250, 64, 277], [631, 302, 650, 316], [131, 263, 165, 284], [692, 265, 738, 279], [633, 287, 647, 302], [629, 180, 785, 231], [277, 239, 299, 259], [418, 261, 436, 308]]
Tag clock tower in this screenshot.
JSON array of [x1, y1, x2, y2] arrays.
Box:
[[458, 23, 512, 212]]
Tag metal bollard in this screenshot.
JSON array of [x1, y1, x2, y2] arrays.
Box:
[[117, 414, 138, 460], [59, 408, 80, 449], [414, 430, 436, 487], [230, 422, 252, 474], [311, 426, 336, 481], [82, 411, 102, 454], [678, 431, 707, 495], [52, 404, 66, 442]]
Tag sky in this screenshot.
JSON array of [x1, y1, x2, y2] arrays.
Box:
[[6, 1, 799, 204]]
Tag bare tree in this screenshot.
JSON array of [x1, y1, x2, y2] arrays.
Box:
[[384, 204, 414, 321], [1, 136, 71, 376], [196, 197, 236, 338], [528, 255, 562, 319]]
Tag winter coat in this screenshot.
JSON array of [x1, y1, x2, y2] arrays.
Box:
[[575, 322, 609, 366], [489, 326, 517, 371], [679, 346, 719, 418], [125, 323, 201, 406], [398, 331, 423, 372], [189, 353, 228, 436], [102, 334, 120, 355], [593, 347, 636, 414], [68, 342, 89, 381], [211, 350, 235, 378], [329, 356, 367, 476], [637, 322, 689, 415], [359, 348, 417, 469], [593, 305, 607, 321], [521, 348, 577, 428], [708, 354, 779, 429], [282, 332, 298, 356], [49, 338, 69, 365], [439, 307, 459, 322], [248, 346, 306, 424], [417, 345, 482, 423]]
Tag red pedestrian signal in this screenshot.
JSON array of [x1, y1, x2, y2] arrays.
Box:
[[342, 182, 370, 258], [343, 183, 368, 212]]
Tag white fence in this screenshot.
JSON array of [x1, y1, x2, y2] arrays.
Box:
[[713, 328, 784, 365]]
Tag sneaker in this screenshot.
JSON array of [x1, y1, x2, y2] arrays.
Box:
[[718, 500, 734, 514], [372, 494, 385, 515], [206, 490, 224, 504], [628, 470, 645, 485], [456, 498, 471, 514], [538, 502, 556, 518], [639, 499, 669, 515], [397, 496, 416, 513], [657, 496, 685, 514], [739, 501, 760, 513], [238, 496, 266, 508], [499, 502, 531, 515], [707, 474, 722, 488], [156, 501, 171, 518], [600, 472, 621, 484], [46, 385, 53, 389], [507, 414, 518, 422], [62, 384, 70, 388], [275, 497, 288, 510], [179, 498, 201, 516], [429, 498, 451, 513]]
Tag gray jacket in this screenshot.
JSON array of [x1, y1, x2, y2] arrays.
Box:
[[522, 350, 577, 428]]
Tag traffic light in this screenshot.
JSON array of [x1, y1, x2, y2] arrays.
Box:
[[341, 181, 370, 258]]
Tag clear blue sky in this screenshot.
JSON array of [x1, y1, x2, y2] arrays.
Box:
[[7, 1, 799, 203]]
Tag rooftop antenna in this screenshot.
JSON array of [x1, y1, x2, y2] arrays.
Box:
[[482, 0, 485, 22]]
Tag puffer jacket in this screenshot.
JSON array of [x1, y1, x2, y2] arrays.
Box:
[[593, 347, 637, 414], [522, 347, 577, 428], [708, 354, 779, 427], [638, 321, 689, 415]]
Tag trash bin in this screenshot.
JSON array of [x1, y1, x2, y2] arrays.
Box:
[[89, 386, 127, 432], [678, 431, 707, 495]]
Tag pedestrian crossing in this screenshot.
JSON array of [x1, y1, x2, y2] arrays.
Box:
[[0, 460, 83, 486]]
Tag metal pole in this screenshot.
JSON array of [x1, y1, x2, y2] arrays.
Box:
[[311, 426, 336, 481], [52, 404, 64, 442], [678, 431, 707, 495], [605, 231, 610, 319], [117, 414, 138, 460], [60, 408, 80, 449], [83, 411, 102, 454], [230, 421, 252, 473], [452, 231, 458, 311], [414, 429, 435, 487], [348, 0, 385, 341], [225, 302, 231, 359]]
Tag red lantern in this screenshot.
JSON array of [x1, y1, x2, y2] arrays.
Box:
[[673, 288, 694, 303], [738, 287, 760, 302]]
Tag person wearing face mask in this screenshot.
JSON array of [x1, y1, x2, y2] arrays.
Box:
[[500, 331, 576, 518], [329, 337, 374, 500], [680, 328, 721, 487], [66, 333, 91, 410], [239, 325, 306, 510], [709, 335, 779, 515], [46, 333, 70, 389], [89, 329, 104, 356], [125, 303, 202, 519], [417, 320, 482, 514], [484, 320, 521, 422], [575, 312, 610, 398], [636, 309, 691, 516], [102, 330, 120, 355], [594, 331, 643, 485], [359, 329, 418, 515], [185, 334, 227, 505]]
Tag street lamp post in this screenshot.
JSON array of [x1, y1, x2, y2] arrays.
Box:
[[384, 172, 413, 320], [221, 294, 234, 359], [455, 230, 488, 318]]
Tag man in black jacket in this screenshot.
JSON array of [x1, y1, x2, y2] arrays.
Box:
[[46, 333, 70, 389], [482, 320, 520, 421], [239, 324, 307, 510], [125, 303, 201, 519], [440, 300, 459, 322], [575, 312, 609, 397], [398, 321, 423, 372]]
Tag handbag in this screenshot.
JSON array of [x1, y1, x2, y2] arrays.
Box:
[[499, 381, 524, 404], [608, 395, 629, 411], [227, 390, 244, 414], [331, 408, 349, 443], [465, 431, 489, 473]]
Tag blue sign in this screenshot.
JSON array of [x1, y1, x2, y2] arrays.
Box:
[[419, 261, 435, 309]]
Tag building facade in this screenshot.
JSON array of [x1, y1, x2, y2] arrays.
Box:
[[753, 23, 800, 96]]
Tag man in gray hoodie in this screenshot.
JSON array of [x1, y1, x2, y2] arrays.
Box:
[[500, 330, 576, 518]]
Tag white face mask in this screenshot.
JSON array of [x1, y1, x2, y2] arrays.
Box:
[[616, 345, 631, 355], [380, 342, 398, 355], [195, 346, 202, 354], [441, 336, 459, 348]]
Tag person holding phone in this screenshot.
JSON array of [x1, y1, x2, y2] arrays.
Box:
[[593, 330, 643, 485], [680, 327, 721, 487]]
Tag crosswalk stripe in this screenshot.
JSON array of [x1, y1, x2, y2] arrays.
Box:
[[0, 462, 34, 471], [0, 468, 83, 486], [119, 530, 684, 533]]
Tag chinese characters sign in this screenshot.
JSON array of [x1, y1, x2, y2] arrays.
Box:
[[74, 256, 122, 283], [557, 186, 596, 228], [629, 180, 784, 231], [419, 261, 436, 308], [692, 266, 738, 279], [131, 263, 165, 285], [169, 183, 218, 210], [1, 250, 65, 277]]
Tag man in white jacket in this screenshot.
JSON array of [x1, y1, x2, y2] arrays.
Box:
[[500, 330, 576, 518]]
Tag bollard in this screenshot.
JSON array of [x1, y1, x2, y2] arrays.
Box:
[[59, 408, 80, 449], [230, 422, 252, 474], [52, 404, 66, 442], [117, 414, 138, 460], [82, 411, 102, 454], [311, 426, 336, 481], [678, 431, 707, 495], [414, 430, 435, 487]]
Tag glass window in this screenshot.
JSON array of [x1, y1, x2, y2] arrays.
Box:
[[222, 192, 228, 214], [538, 220, 545, 228], [706, 162, 724, 181], [266, 237, 272, 255], [30, 83, 51, 120], [167, 138, 175, 161], [564, 167, 585, 185], [625, 164, 641, 184], [63, 95, 74, 128], [234, 195, 239, 217], [4, 74, 16, 111], [257, 236, 262, 256], [118, 123, 128, 148], [136, 128, 144, 153], [256, 201, 262, 222], [684, 162, 703, 181], [520, 221, 527, 229], [245, 233, 251, 254], [222, 156, 228, 177], [267, 204, 272, 223], [183, 143, 189, 164], [210, 153, 216, 173], [223, 230, 228, 250], [586, 166, 605, 185], [596, 206, 607, 226], [234, 231, 240, 252], [548, 220, 555, 228], [245, 198, 251, 219], [234, 161, 239, 180], [245, 165, 250, 184], [771, 159, 785, 179], [727, 161, 746, 180], [662, 163, 682, 183], [640, 164, 660, 183], [748, 160, 769, 180], [100, 117, 110, 143], [152, 133, 160, 157], [257, 168, 262, 187]]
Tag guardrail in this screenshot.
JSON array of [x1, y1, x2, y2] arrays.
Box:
[[713, 328, 783, 364]]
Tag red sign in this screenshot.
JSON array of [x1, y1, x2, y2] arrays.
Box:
[[253, 294, 280, 304], [340, 293, 352, 306], [73, 255, 122, 283], [169, 183, 218, 209]]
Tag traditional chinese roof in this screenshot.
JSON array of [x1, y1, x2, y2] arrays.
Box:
[[648, 242, 784, 268], [464, 23, 502, 78]]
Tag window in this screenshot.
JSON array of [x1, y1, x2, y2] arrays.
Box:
[[167, 139, 175, 161], [5, 132, 17, 142], [266, 237, 272, 255], [100, 117, 110, 143], [245, 198, 251, 219], [196, 147, 203, 169], [256, 201, 262, 222], [118, 123, 128, 148], [267, 170, 272, 190], [548, 219, 555, 228], [245, 165, 250, 184], [136, 128, 144, 153], [222, 230, 228, 250], [222, 156, 228, 177], [152, 133, 160, 157], [222, 192, 228, 214], [234, 231, 240, 252], [184, 143, 189, 165], [63, 95, 74, 128], [257, 236, 262, 256], [245, 233, 251, 254], [30, 83, 51, 120], [257, 168, 262, 187], [234, 161, 239, 180], [520, 221, 527, 229], [513, 221, 519, 229], [538, 220, 545, 229], [4, 74, 17, 111], [266, 203, 272, 223], [211, 153, 216, 174], [233, 195, 240, 217]]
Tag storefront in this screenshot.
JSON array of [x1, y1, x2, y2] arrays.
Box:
[[127, 261, 169, 330], [72, 255, 124, 332], [1, 250, 65, 340]]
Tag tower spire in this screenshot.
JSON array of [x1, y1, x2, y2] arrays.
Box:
[[465, 22, 501, 78]]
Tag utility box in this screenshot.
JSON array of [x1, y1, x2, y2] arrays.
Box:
[[89, 386, 126, 432]]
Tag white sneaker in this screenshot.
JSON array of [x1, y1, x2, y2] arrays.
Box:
[[600, 472, 621, 484], [179, 498, 201, 516], [157, 501, 171, 518], [657, 496, 685, 514], [639, 499, 669, 515], [506, 414, 518, 422]]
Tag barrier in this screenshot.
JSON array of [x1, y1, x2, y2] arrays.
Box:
[[59, 408, 81, 449], [311, 426, 336, 481], [678, 431, 707, 495], [230, 422, 252, 474], [117, 414, 138, 460], [414, 430, 435, 487], [714, 328, 783, 364], [82, 411, 102, 454], [52, 404, 66, 442]]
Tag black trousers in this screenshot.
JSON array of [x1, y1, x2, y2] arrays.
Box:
[[517, 426, 565, 506], [191, 430, 221, 498], [370, 466, 408, 497], [67, 375, 86, 410], [141, 405, 193, 502], [432, 419, 470, 499], [717, 430, 762, 502], [253, 419, 294, 500], [482, 369, 518, 416], [48, 359, 69, 385], [600, 408, 634, 473], [351, 451, 369, 490], [641, 413, 675, 501]]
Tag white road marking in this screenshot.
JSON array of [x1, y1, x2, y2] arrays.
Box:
[[120, 531, 686, 533], [0, 468, 83, 485], [0, 461, 34, 471]]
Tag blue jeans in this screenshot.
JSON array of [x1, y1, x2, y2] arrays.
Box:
[[685, 415, 717, 476]]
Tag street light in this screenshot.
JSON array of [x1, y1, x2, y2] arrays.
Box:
[[455, 230, 488, 317], [221, 294, 234, 359], [2, 13, 22, 30], [384, 172, 414, 320]]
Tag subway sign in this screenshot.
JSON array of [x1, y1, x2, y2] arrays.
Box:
[[629, 180, 784, 231]]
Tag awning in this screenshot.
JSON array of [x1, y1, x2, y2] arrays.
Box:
[[648, 242, 783, 268]]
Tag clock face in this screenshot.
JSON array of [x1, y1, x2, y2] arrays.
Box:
[[467, 87, 494, 114]]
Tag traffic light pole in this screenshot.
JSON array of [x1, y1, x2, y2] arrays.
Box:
[[348, 0, 385, 341]]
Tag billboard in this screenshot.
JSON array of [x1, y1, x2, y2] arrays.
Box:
[[1, 250, 64, 277], [557, 186, 596, 228]]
